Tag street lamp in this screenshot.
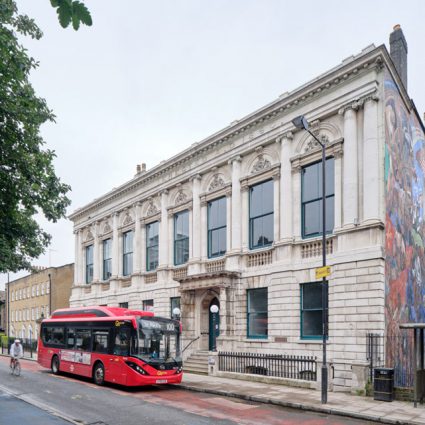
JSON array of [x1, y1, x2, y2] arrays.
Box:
[[292, 115, 329, 404], [172, 307, 181, 320], [210, 305, 219, 352]]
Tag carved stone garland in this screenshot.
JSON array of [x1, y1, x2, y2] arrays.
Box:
[[175, 190, 187, 206], [122, 213, 134, 227], [251, 154, 271, 174], [304, 134, 329, 153], [208, 174, 225, 192], [146, 200, 159, 217]]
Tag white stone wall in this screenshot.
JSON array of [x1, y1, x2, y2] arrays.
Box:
[[69, 46, 397, 391]]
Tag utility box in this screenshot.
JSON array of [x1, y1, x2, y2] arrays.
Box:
[[374, 368, 394, 402]]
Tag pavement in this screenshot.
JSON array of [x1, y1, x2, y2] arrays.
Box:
[[2, 353, 425, 424], [178, 373, 425, 425]]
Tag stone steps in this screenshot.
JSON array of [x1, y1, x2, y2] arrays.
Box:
[[184, 351, 209, 375]]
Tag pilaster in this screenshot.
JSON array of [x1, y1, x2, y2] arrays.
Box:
[[93, 221, 100, 282], [159, 190, 169, 267], [112, 212, 119, 278], [279, 132, 293, 240], [230, 156, 242, 253], [134, 202, 142, 274]]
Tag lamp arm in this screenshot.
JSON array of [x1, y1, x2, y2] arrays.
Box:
[[307, 129, 324, 148]]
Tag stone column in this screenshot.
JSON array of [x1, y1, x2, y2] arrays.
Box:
[[93, 222, 100, 282], [188, 208, 193, 260], [74, 230, 80, 285], [219, 287, 227, 336], [225, 189, 232, 255], [133, 202, 142, 274], [230, 156, 242, 252], [112, 212, 119, 278], [78, 230, 84, 284], [241, 183, 249, 250], [280, 132, 293, 241], [192, 175, 201, 261], [167, 211, 174, 267], [334, 150, 343, 230], [200, 197, 208, 260], [273, 170, 280, 244], [292, 166, 302, 239], [159, 190, 169, 267], [140, 222, 146, 273], [363, 95, 380, 223], [341, 104, 359, 227]]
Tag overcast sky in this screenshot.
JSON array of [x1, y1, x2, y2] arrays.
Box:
[[1, 0, 424, 289]]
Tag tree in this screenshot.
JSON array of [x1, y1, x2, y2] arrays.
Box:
[[0, 0, 71, 273], [50, 0, 92, 31]]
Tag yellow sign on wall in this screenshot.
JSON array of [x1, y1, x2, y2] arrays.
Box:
[[315, 266, 331, 280]]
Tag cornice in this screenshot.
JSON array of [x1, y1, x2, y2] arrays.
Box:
[[70, 45, 398, 222]]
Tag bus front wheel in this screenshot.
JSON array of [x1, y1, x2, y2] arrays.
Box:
[[51, 355, 60, 375], [93, 362, 105, 386]]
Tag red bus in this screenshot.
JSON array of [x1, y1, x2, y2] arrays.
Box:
[[37, 306, 183, 386]]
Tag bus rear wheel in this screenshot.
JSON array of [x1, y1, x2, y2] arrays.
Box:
[[93, 362, 105, 386], [51, 355, 60, 375]]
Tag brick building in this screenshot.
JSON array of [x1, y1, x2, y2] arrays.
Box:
[[6, 264, 74, 341]]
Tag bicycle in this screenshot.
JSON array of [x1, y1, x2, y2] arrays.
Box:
[[10, 358, 21, 376]]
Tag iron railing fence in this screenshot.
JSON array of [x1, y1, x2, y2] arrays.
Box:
[[1, 337, 37, 359], [218, 351, 317, 381], [366, 332, 416, 388]]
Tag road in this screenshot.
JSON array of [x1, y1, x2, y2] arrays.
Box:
[[0, 357, 377, 425]]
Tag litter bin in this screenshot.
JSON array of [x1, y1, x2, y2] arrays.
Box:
[[374, 368, 394, 401]]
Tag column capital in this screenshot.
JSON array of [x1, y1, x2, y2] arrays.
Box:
[[160, 189, 169, 196], [338, 101, 360, 116], [190, 174, 202, 182], [228, 155, 242, 165]]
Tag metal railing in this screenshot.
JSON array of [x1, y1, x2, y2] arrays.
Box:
[[182, 335, 200, 353], [366, 332, 415, 388], [218, 352, 317, 381], [1, 337, 38, 359]]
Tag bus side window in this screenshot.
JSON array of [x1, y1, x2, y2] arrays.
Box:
[[113, 327, 130, 356], [42, 326, 65, 347], [75, 329, 91, 351], [67, 328, 75, 349], [93, 330, 109, 353]]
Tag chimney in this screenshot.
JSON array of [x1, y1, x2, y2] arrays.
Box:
[[141, 163, 146, 172], [136, 163, 147, 175], [136, 164, 141, 174], [389, 24, 408, 91]]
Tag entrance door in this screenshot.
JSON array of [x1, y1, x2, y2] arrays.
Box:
[[208, 298, 220, 351]]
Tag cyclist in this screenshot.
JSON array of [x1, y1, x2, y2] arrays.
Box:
[[10, 339, 23, 370]]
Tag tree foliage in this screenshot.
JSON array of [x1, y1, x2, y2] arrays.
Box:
[[0, 0, 71, 273], [50, 0, 92, 30]]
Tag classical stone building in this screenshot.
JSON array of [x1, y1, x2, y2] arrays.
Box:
[[69, 27, 425, 391], [6, 264, 74, 340]]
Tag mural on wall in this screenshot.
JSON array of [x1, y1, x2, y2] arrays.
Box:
[[385, 69, 425, 381]]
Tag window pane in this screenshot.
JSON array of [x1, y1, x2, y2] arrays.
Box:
[[175, 238, 189, 265], [251, 214, 273, 248], [143, 299, 154, 310], [303, 283, 323, 310], [123, 252, 133, 276], [302, 163, 320, 202], [302, 311, 323, 337], [208, 197, 226, 229], [175, 211, 189, 240], [75, 329, 91, 351], [123, 231, 133, 254], [262, 180, 273, 213], [249, 288, 268, 312], [147, 245, 158, 271], [325, 158, 334, 197], [171, 297, 181, 317], [304, 201, 321, 237], [103, 238, 112, 260], [93, 330, 109, 353], [147, 222, 159, 247], [249, 184, 262, 218], [248, 312, 268, 337]]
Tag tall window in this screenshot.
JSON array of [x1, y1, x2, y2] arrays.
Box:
[[301, 157, 334, 238], [247, 288, 268, 338], [146, 221, 159, 271], [170, 297, 181, 318], [174, 210, 189, 265], [103, 238, 112, 280], [123, 231, 133, 276], [85, 244, 94, 284], [119, 302, 128, 309], [249, 180, 274, 249], [208, 197, 226, 258], [300, 282, 328, 339], [143, 299, 154, 311]]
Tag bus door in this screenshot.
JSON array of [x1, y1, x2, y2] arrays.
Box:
[[72, 328, 92, 377], [108, 326, 131, 384]]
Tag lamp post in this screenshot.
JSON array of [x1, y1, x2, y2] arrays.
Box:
[[210, 305, 219, 352], [292, 115, 328, 404], [172, 307, 181, 320]]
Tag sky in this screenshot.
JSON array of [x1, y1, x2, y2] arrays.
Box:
[[1, 0, 424, 289]]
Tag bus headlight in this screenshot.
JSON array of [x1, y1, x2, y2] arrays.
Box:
[[125, 361, 148, 375]]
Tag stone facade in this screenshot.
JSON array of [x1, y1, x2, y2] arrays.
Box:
[[6, 264, 74, 340], [69, 32, 421, 391]]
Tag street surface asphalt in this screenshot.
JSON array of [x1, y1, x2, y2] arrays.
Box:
[[0, 357, 378, 425]]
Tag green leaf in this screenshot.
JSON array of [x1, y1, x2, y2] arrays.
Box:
[[72, 1, 92, 27], [72, 13, 80, 30]]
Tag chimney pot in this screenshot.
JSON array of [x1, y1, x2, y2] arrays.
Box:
[[136, 164, 141, 173], [141, 163, 146, 172]]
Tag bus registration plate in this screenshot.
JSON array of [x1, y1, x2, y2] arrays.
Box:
[[156, 379, 168, 384]]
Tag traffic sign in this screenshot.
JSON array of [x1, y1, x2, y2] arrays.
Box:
[[316, 266, 331, 280]]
